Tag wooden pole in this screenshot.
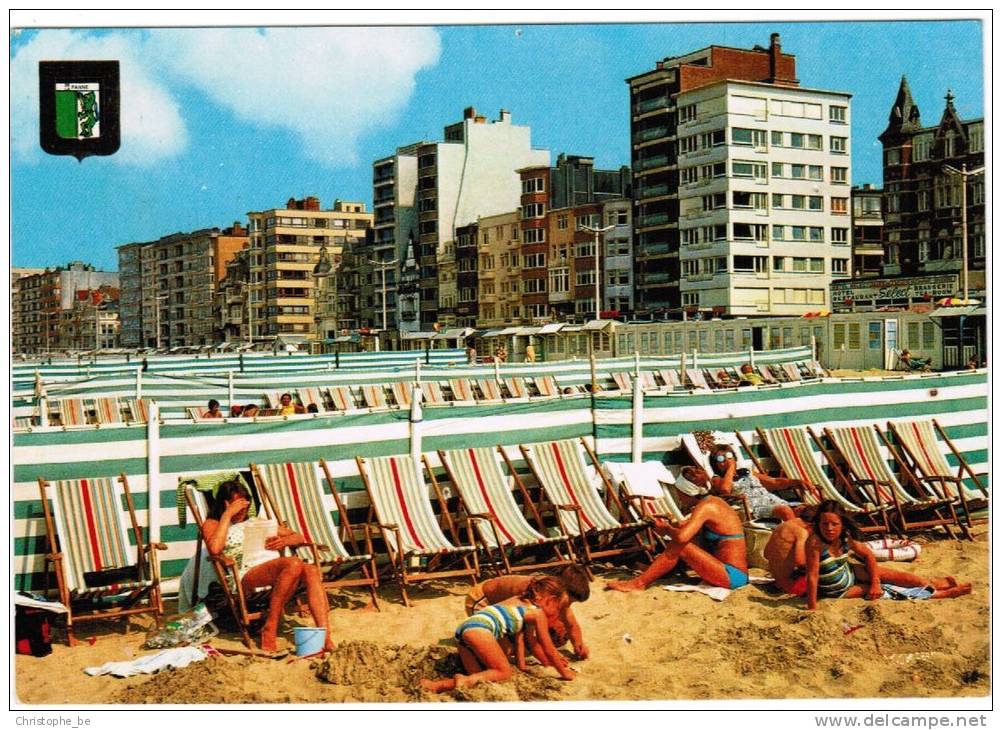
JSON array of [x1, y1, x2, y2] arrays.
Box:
[[631, 376, 644, 464], [147, 401, 161, 546]]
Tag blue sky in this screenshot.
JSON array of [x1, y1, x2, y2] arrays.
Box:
[[10, 20, 984, 270]]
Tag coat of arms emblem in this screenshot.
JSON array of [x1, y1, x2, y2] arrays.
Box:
[[39, 60, 120, 161]]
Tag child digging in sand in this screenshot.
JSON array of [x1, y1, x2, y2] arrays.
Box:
[[464, 565, 591, 660], [422, 577, 576, 693], [806, 500, 972, 611]]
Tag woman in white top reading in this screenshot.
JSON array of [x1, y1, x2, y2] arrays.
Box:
[[202, 480, 332, 653]]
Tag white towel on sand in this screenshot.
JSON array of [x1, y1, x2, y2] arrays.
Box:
[[85, 646, 207, 678], [662, 575, 773, 602]]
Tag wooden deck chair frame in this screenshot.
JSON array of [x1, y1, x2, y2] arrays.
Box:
[[679, 432, 773, 516], [264, 391, 284, 409], [390, 381, 413, 408], [448, 378, 475, 403], [124, 398, 149, 424], [755, 426, 891, 534], [474, 379, 503, 402], [601, 462, 681, 552], [420, 381, 446, 405], [756, 365, 779, 384], [328, 386, 357, 412], [38, 474, 165, 646], [57, 397, 90, 426], [297, 387, 331, 413], [887, 419, 988, 528], [361, 384, 389, 409], [822, 425, 965, 540], [251, 461, 380, 607], [435, 447, 576, 576], [518, 438, 651, 574], [533, 376, 559, 398], [502, 377, 528, 400], [638, 371, 658, 390], [781, 363, 803, 382], [355, 455, 479, 606]]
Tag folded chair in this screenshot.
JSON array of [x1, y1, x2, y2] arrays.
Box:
[[38, 475, 165, 645], [823, 425, 964, 539], [519, 438, 650, 572], [602, 460, 683, 551], [436, 447, 576, 575], [475, 379, 503, 402], [328, 386, 357, 411], [361, 384, 389, 409], [264, 392, 284, 409], [757, 426, 891, 534], [449, 378, 475, 403], [887, 419, 988, 528], [355, 454, 478, 606], [502, 377, 528, 399], [533, 376, 559, 398], [93, 396, 124, 424], [252, 461, 379, 606]]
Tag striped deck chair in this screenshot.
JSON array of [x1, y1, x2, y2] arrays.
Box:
[[361, 384, 388, 409], [520, 438, 650, 571], [38, 475, 164, 645], [93, 397, 124, 425], [474, 379, 503, 402], [264, 392, 284, 409], [806, 360, 829, 378], [781, 363, 803, 382], [683, 369, 710, 390], [13, 416, 35, 429], [658, 369, 682, 389], [297, 387, 330, 413], [757, 365, 779, 384], [503, 377, 528, 399], [603, 461, 684, 548], [449, 378, 475, 402], [824, 425, 963, 539], [328, 386, 357, 411], [638, 371, 658, 390], [124, 398, 150, 424], [390, 381, 413, 408], [611, 372, 632, 392], [888, 419, 988, 528], [57, 398, 89, 426], [533, 375, 559, 398], [252, 461, 379, 606], [757, 426, 890, 534], [437, 447, 575, 575], [356, 454, 478, 606], [420, 381, 446, 406], [185, 407, 204, 420]]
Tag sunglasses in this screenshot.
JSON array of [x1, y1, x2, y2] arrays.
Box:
[[713, 453, 736, 463]]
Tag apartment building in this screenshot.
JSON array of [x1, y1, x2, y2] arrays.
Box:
[[12, 267, 44, 353], [13, 262, 119, 354], [602, 198, 634, 315], [851, 184, 884, 278], [473, 211, 521, 328], [367, 108, 548, 334], [116, 224, 247, 349], [59, 286, 120, 351], [627, 33, 800, 313], [246, 198, 371, 343], [675, 79, 852, 315]]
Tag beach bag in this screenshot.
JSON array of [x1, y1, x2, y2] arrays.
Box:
[[15, 608, 53, 657]]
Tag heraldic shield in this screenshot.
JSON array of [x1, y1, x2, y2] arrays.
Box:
[[39, 61, 120, 161]]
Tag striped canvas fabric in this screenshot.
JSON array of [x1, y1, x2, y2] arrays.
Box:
[[760, 427, 850, 510], [503, 378, 527, 399], [441, 447, 550, 549], [638, 372, 658, 390], [257, 462, 358, 564], [524, 440, 622, 537], [782, 364, 803, 382], [264, 392, 283, 408], [298, 387, 328, 412], [685, 369, 710, 390], [658, 369, 681, 388], [534, 376, 558, 398], [757, 366, 778, 384], [826, 426, 921, 505], [449, 379, 474, 402], [94, 397, 123, 424], [328, 386, 356, 411], [604, 462, 684, 523], [391, 382, 412, 408], [123, 398, 149, 424], [363, 455, 465, 556], [611, 372, 631, 392], [49, 477, 143, 594], [420, 382, 445, 405], [891, 420, 981, 501], [475, 379, 502, 402], [361, 385, 387, 409], [59, 398, 88, 426]]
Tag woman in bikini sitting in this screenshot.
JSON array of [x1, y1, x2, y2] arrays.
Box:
[[607, 466, 749, 592]]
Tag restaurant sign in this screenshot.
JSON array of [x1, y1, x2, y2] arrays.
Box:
[[832, 275, 958, 310]]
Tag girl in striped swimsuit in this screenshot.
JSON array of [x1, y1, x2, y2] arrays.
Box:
[[421, 577, 576, 693], [805, 501, 971, 610]]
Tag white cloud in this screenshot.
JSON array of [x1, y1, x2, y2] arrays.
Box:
[[10, 29, 188, 165], [11, 26, 441, 168], [147, 27, 441, 165]]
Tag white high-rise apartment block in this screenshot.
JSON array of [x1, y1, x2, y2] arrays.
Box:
[[677, 80, 852, 315]]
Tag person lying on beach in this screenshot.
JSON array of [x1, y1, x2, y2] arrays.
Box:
[[805, 500, 972, 610], [201, 480, 333, 653], [709, 444, 804, 522], [607, 467, 749, 592], [764, 508, 815, 596], [465, 565, 591, 660], [422, 576, 576, 693]]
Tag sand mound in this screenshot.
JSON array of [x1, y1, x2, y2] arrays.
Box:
[[113, 657, 271, 704]]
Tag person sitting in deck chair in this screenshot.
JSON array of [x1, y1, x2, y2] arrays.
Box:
[[898, 349, 931, 372], [738, 363, 764, 386], [710, 444, 804, 522]]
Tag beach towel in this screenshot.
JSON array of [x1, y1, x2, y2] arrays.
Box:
[[881, 584, 934, 600], [84, 647, 207, 678], [662, 575, 773, 602]]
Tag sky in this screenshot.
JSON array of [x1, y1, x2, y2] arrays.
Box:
[[9, 19, 985, 271]]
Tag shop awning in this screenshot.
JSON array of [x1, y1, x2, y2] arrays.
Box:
[[929, 306, 984, 318], [538, 323, 564, 335], [582, 319, 613, 331]]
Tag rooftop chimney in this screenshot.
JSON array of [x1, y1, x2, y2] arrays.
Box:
[[498, 108, 511, 123], [769, 33, 781, 83], [464, 106, 476, 120]]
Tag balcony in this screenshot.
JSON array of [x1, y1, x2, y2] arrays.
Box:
[[632, 97, 670, 115], [638, 184, 670, 200], [634, 155, 669, 171], [633, 126, 669, 144], [636, 213, 670, 228]]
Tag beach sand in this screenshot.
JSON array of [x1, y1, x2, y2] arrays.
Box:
[[15, 534, 989, 705]]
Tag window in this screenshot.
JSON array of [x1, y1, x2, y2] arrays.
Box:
[[829, 105, 847, 124], [807, 134, 823, 150], [701, 129, 726, 148], [576, 240, 596, 258], [830, 136, 847, 154], [830, 166, 848, 185], [733, 255, 768, 272], [680, 135, 698, 154], [808, 196, 823, 211], [831, 197, 848, 215], [522, 227, 545, 244], [606, 239, 630, 256], [575, 270, 597, 286], [772, 193, 785, 209], [773, 256, 786, 271], [702, 161, 727, 179], [772, 225, 785, 241], [790, 132, 805, 148], [733, 223, 767, 241], [791, 194, 806, 209], [791, 227, 806, 242], [771, 130, 784, 147], [922, 321, 936, 349], [771, 161, 784, 177], [733, 191, 767, 209], [521, 203, 544, 219], [732, 160, 767, 179], [885, 148, 901, 166], [521, 177, 545, 194], [557, 214, 569, 230], [732, 128, 767, 147], [886, 243, 899, 265], [809, 227, 824, 242], [522, 278, 546, 294], [524, 251, 546, 268], [576, 214, 598, 230], [809, 165, 823, 180], [549, 267, 569, 293], [809, 257, 824, 273], [702, 192, 727, 210], [918, 238, 930, 262], [968, 124, 983, 153], [679, 104, 697, 123], [943, 132, 956, 158], [791, 164, 806, 179]]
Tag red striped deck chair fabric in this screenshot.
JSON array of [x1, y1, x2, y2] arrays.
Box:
[[361, 455, 472, 557], [611, 372, 631, 392], [684, 369, 710, 390], [503, 378, 528, 399], [890, 420, 987, 503], [449, 378, 475, 402], [391, 382, 413, 408], [420, 381, 445, 405], [328, 386, 356, 411], [254, 462, 371, 567], [521, 440, 627, 538], [533, 376, 558, 398], [93, 397, 123, 424], [475, 379, 502, 402], [638, 371, 658, 390], [440, 447, 561, 551], [39, 476, 161, 644], [781, 363, 803, 382], [757, 365, 778, 384], [658, 369, 681, 388], [758, 427, 848, 510], [361, 384, 388, 409], [297, 387, 328, 412], [124, 398, 149, 424], [264, 392, 284, 409], [58, 398, 89, 426]]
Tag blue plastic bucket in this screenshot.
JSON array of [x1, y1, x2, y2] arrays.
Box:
[[293, 627, 326, 657]]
